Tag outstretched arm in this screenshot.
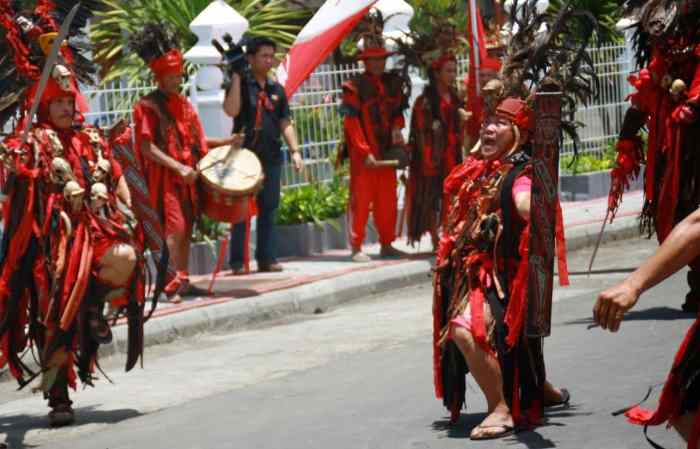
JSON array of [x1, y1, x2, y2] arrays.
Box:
[[594, 208, 700, 332]]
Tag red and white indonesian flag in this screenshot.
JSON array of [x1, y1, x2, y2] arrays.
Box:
[[277, 0, 378, 98]]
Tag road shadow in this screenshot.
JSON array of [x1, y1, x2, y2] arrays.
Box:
[[563, 306, 692, 327], [0, 405, 141, 449], [431, 403, 591, 448]]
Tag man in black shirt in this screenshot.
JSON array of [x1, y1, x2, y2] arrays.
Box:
[[224, 37, 303, 273]]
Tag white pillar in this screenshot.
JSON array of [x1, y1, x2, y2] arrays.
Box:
[[184, 0, 249, 138]]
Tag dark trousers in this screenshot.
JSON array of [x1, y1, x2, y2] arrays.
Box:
[[229, 162, 281, 269]]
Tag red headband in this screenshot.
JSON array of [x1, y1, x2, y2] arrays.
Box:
[[431, 54, 457, 71], [494, 97, 533, 132], [149, 49, 184, 79]]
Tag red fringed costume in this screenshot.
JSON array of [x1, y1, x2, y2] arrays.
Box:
[[406, 56, 464, 246], [0, 1, 157, 425], [432, 98, 546, 426], [605, 2, 700, 446], [0, 72, 148, 416]]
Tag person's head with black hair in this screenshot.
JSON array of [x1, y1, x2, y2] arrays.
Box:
[[246, 36, 277, 78]]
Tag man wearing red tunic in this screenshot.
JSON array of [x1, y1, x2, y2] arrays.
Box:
[[130, 26, 232, 301], [341, 41, 409, 262]]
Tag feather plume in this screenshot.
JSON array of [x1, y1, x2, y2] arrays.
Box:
[[128, 21, 181, 65]]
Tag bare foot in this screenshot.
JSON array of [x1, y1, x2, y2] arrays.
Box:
[[470, 409, 514, 440], [544, 381, 570, 406]]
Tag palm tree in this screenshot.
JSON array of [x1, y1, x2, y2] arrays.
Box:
[[90, 0, 311, 84]]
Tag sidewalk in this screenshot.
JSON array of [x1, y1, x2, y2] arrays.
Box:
[[107, 190, 644, 357]]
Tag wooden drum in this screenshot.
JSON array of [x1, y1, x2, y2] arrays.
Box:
[[197, 146, 264, 224]]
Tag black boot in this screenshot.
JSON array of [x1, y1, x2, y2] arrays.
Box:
[[682, 270, 700, 313], [47, 370, 74, 427]]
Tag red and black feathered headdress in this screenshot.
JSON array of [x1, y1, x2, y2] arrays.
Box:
[[129, 21, 184, 80], [482, 0, 600, 150], [0, 0, 99, 129]]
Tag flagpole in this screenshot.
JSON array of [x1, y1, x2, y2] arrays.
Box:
[[469, 0, 481, 95]]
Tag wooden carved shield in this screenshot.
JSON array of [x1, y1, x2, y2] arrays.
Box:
[[527, 92, 562, 338]]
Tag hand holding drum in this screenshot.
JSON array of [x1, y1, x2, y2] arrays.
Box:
[[196, 139, 264, 224]]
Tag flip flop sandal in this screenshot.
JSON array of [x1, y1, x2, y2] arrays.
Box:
[[545, 388, 571, 407], [469, 424, 515, 440]]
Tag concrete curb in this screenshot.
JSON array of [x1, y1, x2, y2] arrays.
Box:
[[565, 215, 642, 252], [107, 214, 642, 357], [103, 259, 435, 359], [0, 213, 643, 382]]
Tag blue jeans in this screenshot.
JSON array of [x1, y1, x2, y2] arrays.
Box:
[[229, 163, 281, 269]]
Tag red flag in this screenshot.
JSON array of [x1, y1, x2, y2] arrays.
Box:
[[465, 2, 500, 141], [277, 0, 379, 99]]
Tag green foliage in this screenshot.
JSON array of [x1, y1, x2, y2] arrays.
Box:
[[292, 104, 344, 144], [276, 177, 349, 226], [560, 140, 617, 175], [90, 0, 311, 84], [192, 215, 229, 243], [547, 0, 623, 45], [407, 0, 467, 36]]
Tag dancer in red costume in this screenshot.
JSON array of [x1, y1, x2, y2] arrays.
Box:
[[0, 1, 152, 426], [405, 24, 467, 249], [130, 23, 233, 302], [433, 2, 596, 439], [606, 0, 700, 313], [340, 11, 409, 262], [595, 207, 700, 449]]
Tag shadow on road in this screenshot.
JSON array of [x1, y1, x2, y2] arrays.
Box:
[[0, 405, 141, 449], [562, 306, 692, 327], [431, 403, 592, 448]]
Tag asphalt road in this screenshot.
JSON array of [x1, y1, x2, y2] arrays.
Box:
[[0, 236, 694, 449]]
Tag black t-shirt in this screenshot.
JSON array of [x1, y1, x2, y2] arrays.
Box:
[[234, 73, 290, 166]]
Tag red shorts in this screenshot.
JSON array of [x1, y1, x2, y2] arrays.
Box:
[[163, 186, 193, 237]]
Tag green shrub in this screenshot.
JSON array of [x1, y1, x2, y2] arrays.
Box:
[[560, 140, 617, 175], [276, 177, 349, 227]]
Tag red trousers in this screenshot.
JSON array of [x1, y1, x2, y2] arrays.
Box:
[[349, 161, 397, 248]]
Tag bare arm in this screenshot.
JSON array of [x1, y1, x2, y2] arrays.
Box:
[[140, 139, 196, 184], [594, 208, 700, 331], [515, 191, 530, 222], [223, 74, 242, 118], [281, 118, 303, 172], [206, 136, 235, 149], [280, 118, 299, 153], [116, 175, 132, 208]]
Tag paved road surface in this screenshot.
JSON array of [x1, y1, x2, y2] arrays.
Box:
[[0, 237, 693, 449]]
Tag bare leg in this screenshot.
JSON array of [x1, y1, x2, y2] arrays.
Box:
[[97, 243, 137, 286], [452, 325, 514, 438], [166, 233, 188, 273], [543, 380, 565, 403]]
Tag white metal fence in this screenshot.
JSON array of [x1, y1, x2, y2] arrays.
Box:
[[76, 43, 634, 188]]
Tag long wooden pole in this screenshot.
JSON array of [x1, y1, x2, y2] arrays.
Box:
[[468, 0, 481, 95]]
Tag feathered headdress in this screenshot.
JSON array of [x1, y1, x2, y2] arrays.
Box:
[[349, 9, 394, 60], [617, 0, 700, 68], [484, 0, 600, 150], [128, 21, 183, 80], [0, 0, 99, 130], [394, 14, 467, 74]]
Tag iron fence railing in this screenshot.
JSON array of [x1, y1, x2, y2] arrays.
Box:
[[56, 43, 634, 189]]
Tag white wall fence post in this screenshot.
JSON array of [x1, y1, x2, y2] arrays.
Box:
[[184, 0, 249, 138]]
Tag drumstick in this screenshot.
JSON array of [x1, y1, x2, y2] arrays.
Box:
[[198, 147, 238, 173], [373, 160, 400, 168]]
